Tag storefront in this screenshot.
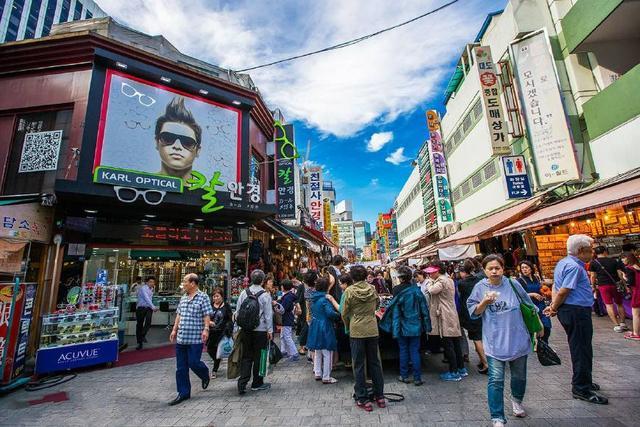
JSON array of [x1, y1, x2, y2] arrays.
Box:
[[0, 19, 277, 374]]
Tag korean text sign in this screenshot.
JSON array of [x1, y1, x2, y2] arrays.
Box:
[[474, 46, 511, 156], [426, 110, 453, 224], [274, 122, 297, 220], [306, 167, 324, 230], [510, 31, 580, 186]]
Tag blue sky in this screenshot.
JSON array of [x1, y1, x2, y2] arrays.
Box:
[[98, 0, 507, 227]]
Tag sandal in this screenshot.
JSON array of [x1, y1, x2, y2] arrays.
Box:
[[375, 397, 386, 408], [572, 392, 608, 405], [356, 401, 373, 412], [624, 333, 640, 341], [322, 377, 338, 384]]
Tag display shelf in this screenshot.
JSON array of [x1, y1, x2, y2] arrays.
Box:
[[39, 308, 120, 349]]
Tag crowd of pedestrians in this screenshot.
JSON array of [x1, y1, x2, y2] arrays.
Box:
[[163, 236, 639, 425]]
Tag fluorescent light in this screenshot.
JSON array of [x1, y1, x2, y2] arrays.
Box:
[[236, 221, 246, 225], [195, 218, 204, 222], [115, 62, 127, 69], [144, 214, 156, 218], [84, 209, 98, 214], [160, 76, 171, 83], [232, 100, 242, 105], [141, 219, 149, 223], [199, 89, 209, 95]]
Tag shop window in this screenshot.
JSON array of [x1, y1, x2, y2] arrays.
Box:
[[73, 1, 82, 20], [249, 152, 262, 190], [85, 10, 92, 19], [3, 109, 73, 195]]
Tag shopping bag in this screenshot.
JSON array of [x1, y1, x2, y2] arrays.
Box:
[[536, 338, 561, 366], [227, 331, 244, 379], [259, 345, 270, 377], [269, 340, 283, 365], [216, 336, 234, 359]]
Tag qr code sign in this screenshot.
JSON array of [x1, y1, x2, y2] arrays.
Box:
[[18, 130, 63, 173]]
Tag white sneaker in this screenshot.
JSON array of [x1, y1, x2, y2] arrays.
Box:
[[614, 325, 626, 333], [512, 400, 526, 417], [619, 323, 629, 331], [492, 420, 505, 427]]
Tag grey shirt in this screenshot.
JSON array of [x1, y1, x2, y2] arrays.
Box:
[[235, 285, 273, 333]]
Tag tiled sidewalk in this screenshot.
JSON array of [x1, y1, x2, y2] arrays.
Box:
[[1, 315, 638, 426]]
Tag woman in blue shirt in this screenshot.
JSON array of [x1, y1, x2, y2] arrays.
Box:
[[517, 260, 551, 343], [467, 254, 538, 427]]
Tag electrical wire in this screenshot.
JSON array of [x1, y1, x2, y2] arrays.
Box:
[[236, 0, 460, 72], [25, 373, 77, 391]]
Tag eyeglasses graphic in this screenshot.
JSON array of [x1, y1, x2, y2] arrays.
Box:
[[113, 186, 166, 205], [124, 120, 151, 130], [158, 131, 199, 152], [121, 82, 156, 107]]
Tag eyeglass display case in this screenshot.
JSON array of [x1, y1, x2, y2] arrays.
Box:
[[35, 308, 120, 375]]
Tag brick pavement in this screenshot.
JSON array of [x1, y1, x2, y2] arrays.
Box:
[[1, 315, 639, 427]]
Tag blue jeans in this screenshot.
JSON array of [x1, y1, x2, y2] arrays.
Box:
[[487, 355, 527, 422], [397, 336, 422, 380], [176, 343, 210, 397]]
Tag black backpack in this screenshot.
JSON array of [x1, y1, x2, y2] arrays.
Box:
[[236, 288, 265, 330]]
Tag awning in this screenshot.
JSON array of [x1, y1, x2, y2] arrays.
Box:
[[436, 196, 543, 248], [0, 193, 42, 206], [495, 175, 640, 236], [262, 219, 321, 253], [301, 226, 338, 248]]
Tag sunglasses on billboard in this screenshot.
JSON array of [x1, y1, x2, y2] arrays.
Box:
[[158, 131, 199, 152], [113, 186, 167, 205]]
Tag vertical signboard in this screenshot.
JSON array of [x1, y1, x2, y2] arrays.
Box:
[[323, 199, 332, 233], [306, 167, 324, 230], [0, 282, 26, 384], [510, 30, 580, 186], [474, 46, 511, 156], [426, 110, 454, 224], [274, 122, 297, 219], [10, 283, 35, 379], [501, 155, 533, 199]]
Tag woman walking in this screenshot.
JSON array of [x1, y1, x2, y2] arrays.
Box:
[[206, 287, 233, 378], [457, 259, 488, 373], [425, 262, 466, 381], [307, 278, 340, 384], [467, 254, 538, 427], [622, 252, 640, 341], [517, 260, 552, 343]]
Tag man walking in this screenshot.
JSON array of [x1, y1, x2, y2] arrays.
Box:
[[135, 276, 158, 350], [544, 234, 608, 404], [168, 273, 213, 406], [235, 269, 273, 395]]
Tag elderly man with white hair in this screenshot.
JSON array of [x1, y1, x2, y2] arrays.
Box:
[[544, 234, 608, 405]]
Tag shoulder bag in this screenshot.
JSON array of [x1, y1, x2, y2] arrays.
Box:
[[508, 279, 543, 334], [592, 258, 628, 295]]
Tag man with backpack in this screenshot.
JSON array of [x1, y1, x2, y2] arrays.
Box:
[[235, 269, 273, 395]]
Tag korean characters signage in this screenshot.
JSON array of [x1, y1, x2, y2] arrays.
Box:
[[474, 46, 511, 156], [0, 282, 34, 384], [1, 203, 53, 243], [139, 226, 232, 244], [510, 31, 580, 186], [274, 122, 297, 220], [426, 110, 454, 224], [323, 199, 332, 232], [305, 166, 324, 230]]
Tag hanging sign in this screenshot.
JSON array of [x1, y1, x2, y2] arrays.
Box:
[[501, 155, 533, 199], [274, 122, 297, 220], [426, 110, 454, 224], [1, 203, 53, 243], [305, 167, 324, 230], [474, 46, 511, 156], [510, 30, 580, 186]]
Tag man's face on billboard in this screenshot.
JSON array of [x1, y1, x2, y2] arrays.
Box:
[[156, 122, 200, 173]]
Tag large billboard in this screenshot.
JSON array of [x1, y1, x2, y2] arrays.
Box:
[[94, 70, 242, 194], [510, 30, 580, 186]]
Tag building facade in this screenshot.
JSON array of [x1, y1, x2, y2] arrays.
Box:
[[394, 166, 427, 253], [0, 0, 106, 43]]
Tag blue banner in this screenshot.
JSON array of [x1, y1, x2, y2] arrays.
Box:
[[501, 155, 532, 199], [35, 339, 119, 375]]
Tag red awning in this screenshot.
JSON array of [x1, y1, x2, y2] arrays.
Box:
[[436, 197, 543, 248], [495, 176, 640, 235], [301, 226, 337, 248]]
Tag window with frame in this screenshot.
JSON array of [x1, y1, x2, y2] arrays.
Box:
[[3, 109, 73, 195]]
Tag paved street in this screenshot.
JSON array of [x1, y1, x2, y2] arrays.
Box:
[[1, 315, 639, 427]]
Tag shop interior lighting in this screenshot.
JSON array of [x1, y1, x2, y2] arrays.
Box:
[[232, 100, 242, 105], [115, 61, 127, 69], [570, 222, 576, 227], [144, 214, 156, 218], [195, 218, 204, 222], [112, 249, 119, 252], [287, 245, 291, 251], [237, 221, 246, 225], [199, 89, 209, 95], [141, 219, 149, 223], [628, 211, 634, 215], [270, 234, 274, 240], [587, 219, 592, 224], [84, 209, 98, 214], [160, 76, 172, 83]]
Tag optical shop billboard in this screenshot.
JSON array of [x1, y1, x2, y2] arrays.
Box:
[[93, 70, 249, 212]]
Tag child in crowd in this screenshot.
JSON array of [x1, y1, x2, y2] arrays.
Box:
[[306, 278, 340, 384], [279, 279, 299, 361]]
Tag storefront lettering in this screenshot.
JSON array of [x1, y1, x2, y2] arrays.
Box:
[[99, 170, 179, 190], [188, 170, 225, 213], [57, 348, 100, 362]]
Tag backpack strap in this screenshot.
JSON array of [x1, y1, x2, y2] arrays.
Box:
[[254, 290, 266, 299], [246, 288, 253, 297]]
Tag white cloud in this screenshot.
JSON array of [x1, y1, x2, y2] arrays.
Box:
[[385, 147, 410, 165], [370, 178, 379, 186], [97, 0, 500, 137], [366, 132, 393, 152]]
